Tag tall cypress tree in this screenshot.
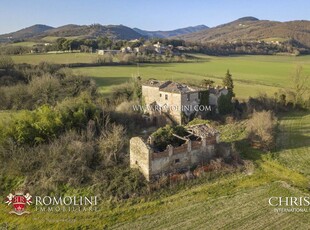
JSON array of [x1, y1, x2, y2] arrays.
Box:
[[223, 69, 234, 96]]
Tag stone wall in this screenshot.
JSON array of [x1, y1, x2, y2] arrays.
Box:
[[142, 85, 201, 125], [158, 91, 182, 124], [142, 85, 160, 106], [130, 137, 152, 180], [130, 136, 219, 181]]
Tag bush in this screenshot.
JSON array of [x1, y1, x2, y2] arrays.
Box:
[[151, 125, 188, 151], [187, 118, 210, 126], [3, 106, 62, 145], [0, 127, 147, 197], [0, 69, 97, 110], [115, 100, 140, 114], [98, 123, 126, 165], [0, 55, 14, 70], [218, 93, 233, 115], [94, 53, 113, 64], [111, 77, 141, 104], [246, 110, 277, 151], [1, 94, 102, 145]]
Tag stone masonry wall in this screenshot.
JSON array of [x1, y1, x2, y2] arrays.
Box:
[[130, 136, 219, 181], [130, 137, 152, 180]]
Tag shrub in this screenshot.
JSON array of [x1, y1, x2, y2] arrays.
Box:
[[218, 93, 233, 115], [28, 74, 61, 106], [1, 93, 102, 145], [0, 69, 96, 110], [115, 100, 140, 114], [246, 110, 277, 151], [111, 77, 141, 104], [151, 125, 188, 151], [4, 105, 62, 145], [187, 118, 210, 126], [0, 55, 14, 70], [98, 123, 126, 165]]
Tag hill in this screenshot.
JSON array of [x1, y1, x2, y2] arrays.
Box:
[[177, 17, 310, 48], [0, 24, 146, 41], [0, 24, 209, 42], [0, 24, 54, 42], [41, 24, 145, 40], [133, 25, 209, 38]]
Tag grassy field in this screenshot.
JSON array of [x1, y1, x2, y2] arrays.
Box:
[[6, 42, 37, 47], [41, 36, 84, 42], [72, 55, 310, 99], [0, 112, 309, 229], [11, 53, 99, 65], [10, 53, 310, 99]]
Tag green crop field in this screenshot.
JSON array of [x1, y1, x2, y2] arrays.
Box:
[[11, 53, 99, 65], [1, 112, 309, 229], [72, 55, 310, 99], [10, 54, 310, 99], [6, 41, 37, 47]]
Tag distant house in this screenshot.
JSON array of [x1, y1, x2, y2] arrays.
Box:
[[120, 46, 133, 53], [129, 39, 140, 43], [176, 46, 186, 51], [97, 50, 120, 55], [153, 42, 167, 54], [133, 47, 140, 53]]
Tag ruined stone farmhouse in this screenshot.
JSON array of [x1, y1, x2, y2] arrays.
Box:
[[130, 124, 230, 181], [142, 80, 228, 125]]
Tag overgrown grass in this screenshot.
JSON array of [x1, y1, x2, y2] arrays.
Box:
[[1, 112, 309, 229]]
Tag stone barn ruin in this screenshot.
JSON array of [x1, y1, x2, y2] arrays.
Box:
[[130, 124, 227, 181]]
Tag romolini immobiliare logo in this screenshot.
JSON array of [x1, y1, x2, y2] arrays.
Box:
[[5, 191, 32, 215], [5, 190, 98, 216]]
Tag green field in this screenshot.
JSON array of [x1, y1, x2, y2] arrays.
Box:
[[6, 41, 37, 47], [10, 53, 310, 99], [1, 112, 309, 229], [41, 36, 84, 42], [11, 53, 99, 65], [73, 55, 310, 99]]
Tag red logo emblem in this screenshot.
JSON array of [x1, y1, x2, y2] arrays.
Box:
[[5, 191, 32, 215]]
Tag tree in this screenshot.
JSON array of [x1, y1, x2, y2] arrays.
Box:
[[151, 125, 187, 151], [218, 93, 233, 115], [247, 110, 277, 151], [56, 38, 67, 51], [199, 90, 209, 106], [223, 70, 234, 96], [291, 66, 309, 107], [201, 79, 214, 87], [99, 123, 126, 165]]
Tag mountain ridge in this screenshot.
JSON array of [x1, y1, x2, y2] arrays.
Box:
[[0, 24, 54, 41], [133, 25, 209, 38], [0, 23, 209, 41], [1, 17, 310, 48], [176, 17, 310, 48]]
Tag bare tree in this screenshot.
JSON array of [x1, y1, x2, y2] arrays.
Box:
[[291, 66, 309, 107], [99, 123, 126, 165], [247, 110, 277, 151]]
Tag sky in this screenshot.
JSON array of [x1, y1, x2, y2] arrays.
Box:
[[0, 0, 310, 34]]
